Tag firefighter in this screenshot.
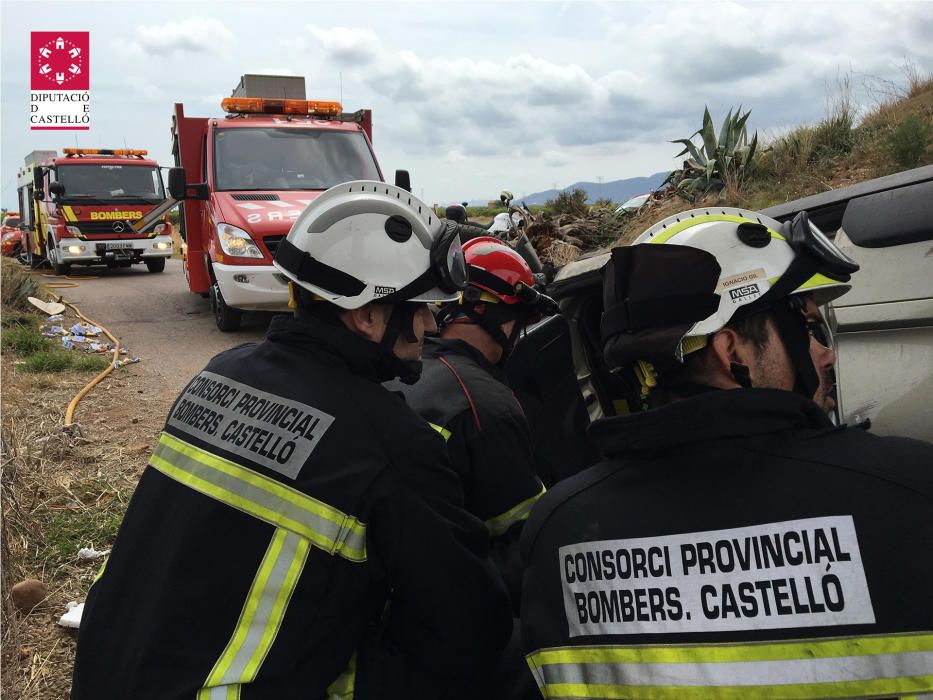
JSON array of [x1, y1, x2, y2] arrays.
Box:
[[72, 182, 512, 700], [389, 236, 558, 606], [520, 208, 933, 699]]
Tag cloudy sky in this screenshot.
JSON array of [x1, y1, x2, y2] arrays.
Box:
[[2, 0, 932, 207]]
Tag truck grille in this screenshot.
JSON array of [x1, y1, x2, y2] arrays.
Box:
[[76, 221, 158, 236], [232, 193, 280, 201], [263, 235, 285, 257]]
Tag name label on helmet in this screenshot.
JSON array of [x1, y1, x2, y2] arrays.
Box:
[[559, 515, 873, 637], [717, 267, 766, 292], [167, 371, 334, 479]]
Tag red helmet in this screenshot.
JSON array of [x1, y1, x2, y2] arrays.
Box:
[[462, 236, 534, 305]]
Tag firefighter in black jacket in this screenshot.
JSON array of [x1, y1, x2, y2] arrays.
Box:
[[520, 208, 933, 699], [72, 182, 512, 700], [389, 236, 557, 604]]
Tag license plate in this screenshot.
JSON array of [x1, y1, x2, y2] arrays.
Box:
[[105, 242, 133, 250]]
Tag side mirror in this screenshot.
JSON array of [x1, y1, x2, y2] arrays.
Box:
[[394, 169, 411, 193], [461, 201, 469, 208], [167, 167, 186, 200], [49, 182, 65, 199]]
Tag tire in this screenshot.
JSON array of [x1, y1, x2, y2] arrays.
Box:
[[210, 282, 242, 332], [49, 240, 70, 276], [145, 257, 166, 273]]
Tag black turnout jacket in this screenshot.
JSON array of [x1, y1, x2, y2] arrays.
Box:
[[73, 315, 511, 700], [389, 338, 545, 605], [520, 388, 933, 700]]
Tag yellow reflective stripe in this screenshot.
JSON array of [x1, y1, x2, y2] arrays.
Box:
[[61, 206, 77, 222], [531, 632, 933, 665], [326, 651, 358, 699], [201, 529, 310, 695], [151, 432, 366, 562], [428, 422, 452, 441], [92, 557, 107, 584], [485, 482, 546, 537], [541, 678, 933, 700], [527, 632, 933, 699], [648, 214, 784, 245]]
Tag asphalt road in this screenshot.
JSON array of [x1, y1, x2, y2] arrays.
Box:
[[57, 259, 273, 397]]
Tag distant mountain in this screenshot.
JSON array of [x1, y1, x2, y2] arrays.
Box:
[[517, 171, 670, 206]]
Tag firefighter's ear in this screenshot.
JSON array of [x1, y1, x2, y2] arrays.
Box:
[[344, 304, 388, 343]]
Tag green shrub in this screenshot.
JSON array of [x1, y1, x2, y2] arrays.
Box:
[[1, 324, 47, 355], [1, 258, 42, 310], [24, 350, 74, 373], [888, 116, 931, 168], [73, 354, 110, 373], [545, 189, 589, 216], [1, 312, 40, 329]]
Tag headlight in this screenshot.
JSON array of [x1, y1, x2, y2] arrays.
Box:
[[153, 223, 167, 234], [216, 223, 262, 258], [67, 245, 86, 254], [66, 226, 81, 236], [1, 233, 15, 242], [155, 241, 171, 250]]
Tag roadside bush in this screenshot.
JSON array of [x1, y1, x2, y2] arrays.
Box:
[[0, 258, 41, 311], [888, 116, 931, 168], [73, 354, 110, 372], [545, 189, 588, 216]]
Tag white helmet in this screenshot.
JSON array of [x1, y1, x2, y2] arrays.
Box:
[[273, 181, 467, 309], [633, 207, 855, 339], [602, 207, 859, 382]]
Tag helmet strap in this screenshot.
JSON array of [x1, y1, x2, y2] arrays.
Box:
[[378, 303, 423, 384], [770, 298, 820, 399]]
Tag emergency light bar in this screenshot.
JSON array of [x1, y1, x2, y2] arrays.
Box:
[[63, 148, 149, 156], [221, 97, 342, 117]]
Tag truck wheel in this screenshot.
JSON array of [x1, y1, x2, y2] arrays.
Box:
[[145, 258, 166, 273], [210, 282, 242, 332], [49, 241, 70, 276]]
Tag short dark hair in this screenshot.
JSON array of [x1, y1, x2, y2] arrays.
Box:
[[649, 310, 772, 406]]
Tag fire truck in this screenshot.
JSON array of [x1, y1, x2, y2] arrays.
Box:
[[15, 149, 183, 275], [172, 74, 409, 331]]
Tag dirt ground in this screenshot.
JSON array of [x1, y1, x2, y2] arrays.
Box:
[[1, 311, 198, 698]]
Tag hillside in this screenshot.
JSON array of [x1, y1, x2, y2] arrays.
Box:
[[519, 171, 670, 206], [517, 72, 933, 261]]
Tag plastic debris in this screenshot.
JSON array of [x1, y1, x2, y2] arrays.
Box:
[[62, 338, 74, 350], [58, 601, 84, 629], [47, 314, 65, 322], [113, 357, 141, 369], [27, 297, 66, 316], [77, 547, 110, 560]]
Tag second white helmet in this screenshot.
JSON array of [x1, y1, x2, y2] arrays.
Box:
[[274, 181, 467, 309]]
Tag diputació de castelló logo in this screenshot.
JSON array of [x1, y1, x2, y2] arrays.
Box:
[[30, 32, 91, 130]]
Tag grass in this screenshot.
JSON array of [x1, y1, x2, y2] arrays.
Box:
[[2, 313, 112, 374], [31, 477, 126, 570], [1, 258, 43, 311]]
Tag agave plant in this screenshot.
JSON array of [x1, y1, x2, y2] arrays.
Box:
[[666, 106, 759, 198]]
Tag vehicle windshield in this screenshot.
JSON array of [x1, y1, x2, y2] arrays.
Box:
[[213, 127, 381, 191], [3, 217, 21, 228], [56, 165, 165, 203]]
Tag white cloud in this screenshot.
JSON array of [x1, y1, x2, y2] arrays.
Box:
[[132, 17, 235, 55], [306, 26, 382, 65]]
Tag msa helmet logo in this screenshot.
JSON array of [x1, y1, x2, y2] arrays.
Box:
[[373, 286, 396, 297], [729, 283, 761, 302]]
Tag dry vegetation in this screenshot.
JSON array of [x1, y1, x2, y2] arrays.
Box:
[[520, 69, 933, 264], [2, 259, 160, 698]]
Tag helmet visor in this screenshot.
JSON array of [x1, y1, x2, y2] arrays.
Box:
[[787, 211, 859, 279], [432, 222, 468, 293]]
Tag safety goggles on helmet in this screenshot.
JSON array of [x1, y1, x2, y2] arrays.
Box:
[[431, 220, 469, 294], [783, 211, 859, 280]]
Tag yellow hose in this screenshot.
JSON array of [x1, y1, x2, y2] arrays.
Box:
[[53, 294, 122, 428]]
